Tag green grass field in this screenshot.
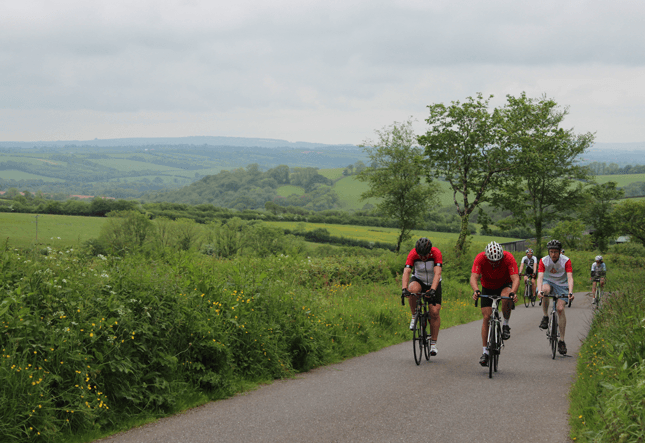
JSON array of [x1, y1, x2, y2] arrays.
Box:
[[276, 185, 306, 197], [262, 220, 516, 251], [593, 174, 645, 187], [0, 213, 106, 248], [318, 168, 345, 180], [333, 176, 379, 210], [0, 170, 66, 182]]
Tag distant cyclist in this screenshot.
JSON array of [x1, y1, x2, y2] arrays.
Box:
[[537, 240, 574, 355], [591, 255, 607, 303], [402, 237, 443, 356], [470, 241, 519, 367], [518, 248, 538, 300]]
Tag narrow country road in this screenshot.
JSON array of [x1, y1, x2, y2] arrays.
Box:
[[100, 292, 592, 443]]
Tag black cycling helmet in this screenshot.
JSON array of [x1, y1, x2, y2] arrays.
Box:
[[415, 237, 432, 256], [546, 239, 562, 251]]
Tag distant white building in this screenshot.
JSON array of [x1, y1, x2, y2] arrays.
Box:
[[616, 236, 630, 243]]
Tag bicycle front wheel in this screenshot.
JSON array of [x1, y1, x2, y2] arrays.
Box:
[[493, 323, 501, 373], [423, 316, 430, 361], [413, 314, 423, 365], [523, 283, 530, 308], [550, 313, 558, 359], [488, 319, 497, 378]]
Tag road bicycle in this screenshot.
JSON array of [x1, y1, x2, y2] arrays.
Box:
[[402, 289, 436, 365], [475, 293, 512, 378], [591, 270, 606, 309], [540, 292, 572, 359], [523, 274, 536, 308]]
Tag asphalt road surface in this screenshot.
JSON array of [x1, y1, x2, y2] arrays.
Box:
[[101, 292, 592, 443]]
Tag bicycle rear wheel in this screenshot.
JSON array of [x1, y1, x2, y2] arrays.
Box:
[[412, 314, 423, 365], [529, 282, 536, 306], [423, 316, 430, 361], [550, 313, 558, 359]]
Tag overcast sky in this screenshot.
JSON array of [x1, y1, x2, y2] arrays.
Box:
[[1, 0, 644, 145]]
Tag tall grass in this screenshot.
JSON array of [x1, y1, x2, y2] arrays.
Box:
[[569, 253, 645, 442], [0, 242, 482, 442]]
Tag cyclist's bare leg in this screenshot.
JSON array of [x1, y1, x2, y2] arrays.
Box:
[[407, 281, 422, 316], [600, 277, 606, 290], [481, 307, 492, 347], [541, 283, 552, 316], [556, 299, 567, 340], [591, 280, 597, 296], [429, 304, 441, 341], [501, 287, 512, 319]]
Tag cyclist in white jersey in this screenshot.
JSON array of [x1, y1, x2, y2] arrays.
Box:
[[518, 248, 538, 299], [537, 239, 574, 355], [590, 255, 607, 303]]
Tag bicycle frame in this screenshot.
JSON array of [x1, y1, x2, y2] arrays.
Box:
[[523, 275, 535, 307], [476, 294, 511, 378], [542, 293, 570, 359], [403, 291, 436, 365], [591, 270, 605, 308]]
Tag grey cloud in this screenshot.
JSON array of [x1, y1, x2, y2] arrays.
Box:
[[0, 0, 644, 115]]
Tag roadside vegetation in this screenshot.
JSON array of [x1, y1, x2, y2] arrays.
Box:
[[1, 214, 493, 442], [569, 247, 645, 442]]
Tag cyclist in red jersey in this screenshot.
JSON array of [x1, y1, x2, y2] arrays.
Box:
[[402, 237, 443, 356], [470, 241, 520, 367]]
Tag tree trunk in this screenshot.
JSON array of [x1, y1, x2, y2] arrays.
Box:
[[535, 219, 543, 258], [396, 229, 404, 253], [455, 213, 470, 258]]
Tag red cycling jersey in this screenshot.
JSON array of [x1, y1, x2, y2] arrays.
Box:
[[405, 246, 443, 286], [472, 250, 519, 289]]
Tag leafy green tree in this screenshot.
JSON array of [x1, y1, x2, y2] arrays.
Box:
[[582, 182, 624, 253], [99, 210, 153, 254], [477, 207, 492, 236], [613, 200, 645, 247], [358, 119, 439, 253], [173, 218, 201, 251], [550, 220, 586, 250], [418, 94, 515, 257], [489, 93, 594, 256], [267, 165, 290, 184]]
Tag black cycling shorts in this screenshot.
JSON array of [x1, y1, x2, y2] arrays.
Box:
[[409, 278, 442, 305], [479, 283, 512, 308]]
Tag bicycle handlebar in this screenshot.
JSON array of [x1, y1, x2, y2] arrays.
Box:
[[402, 289, 437, 306], [538, 292, 573, 307], [474, 292, 513, 307]]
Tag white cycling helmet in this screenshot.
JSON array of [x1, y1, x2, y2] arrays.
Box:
[[485, 241, 504, 262], [595, 255, 603, 262]]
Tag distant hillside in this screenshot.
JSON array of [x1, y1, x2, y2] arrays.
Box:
[[581, 143, 645, 165], [0, 136, 357, 150]]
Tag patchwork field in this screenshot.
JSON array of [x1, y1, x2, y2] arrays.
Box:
[[262, 220, 516, 251], [594, 173, 645, 187], [0, 212, 106, 248]]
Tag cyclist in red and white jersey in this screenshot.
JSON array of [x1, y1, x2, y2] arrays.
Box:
[[470, 241, 519, 367], [537, 239, 574, 355], [402, 237, 443, 356]]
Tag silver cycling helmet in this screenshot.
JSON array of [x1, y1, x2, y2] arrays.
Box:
[[485, 241, 504, 262], [546, 239, 562, 251], [595, 255, 603, 262]]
